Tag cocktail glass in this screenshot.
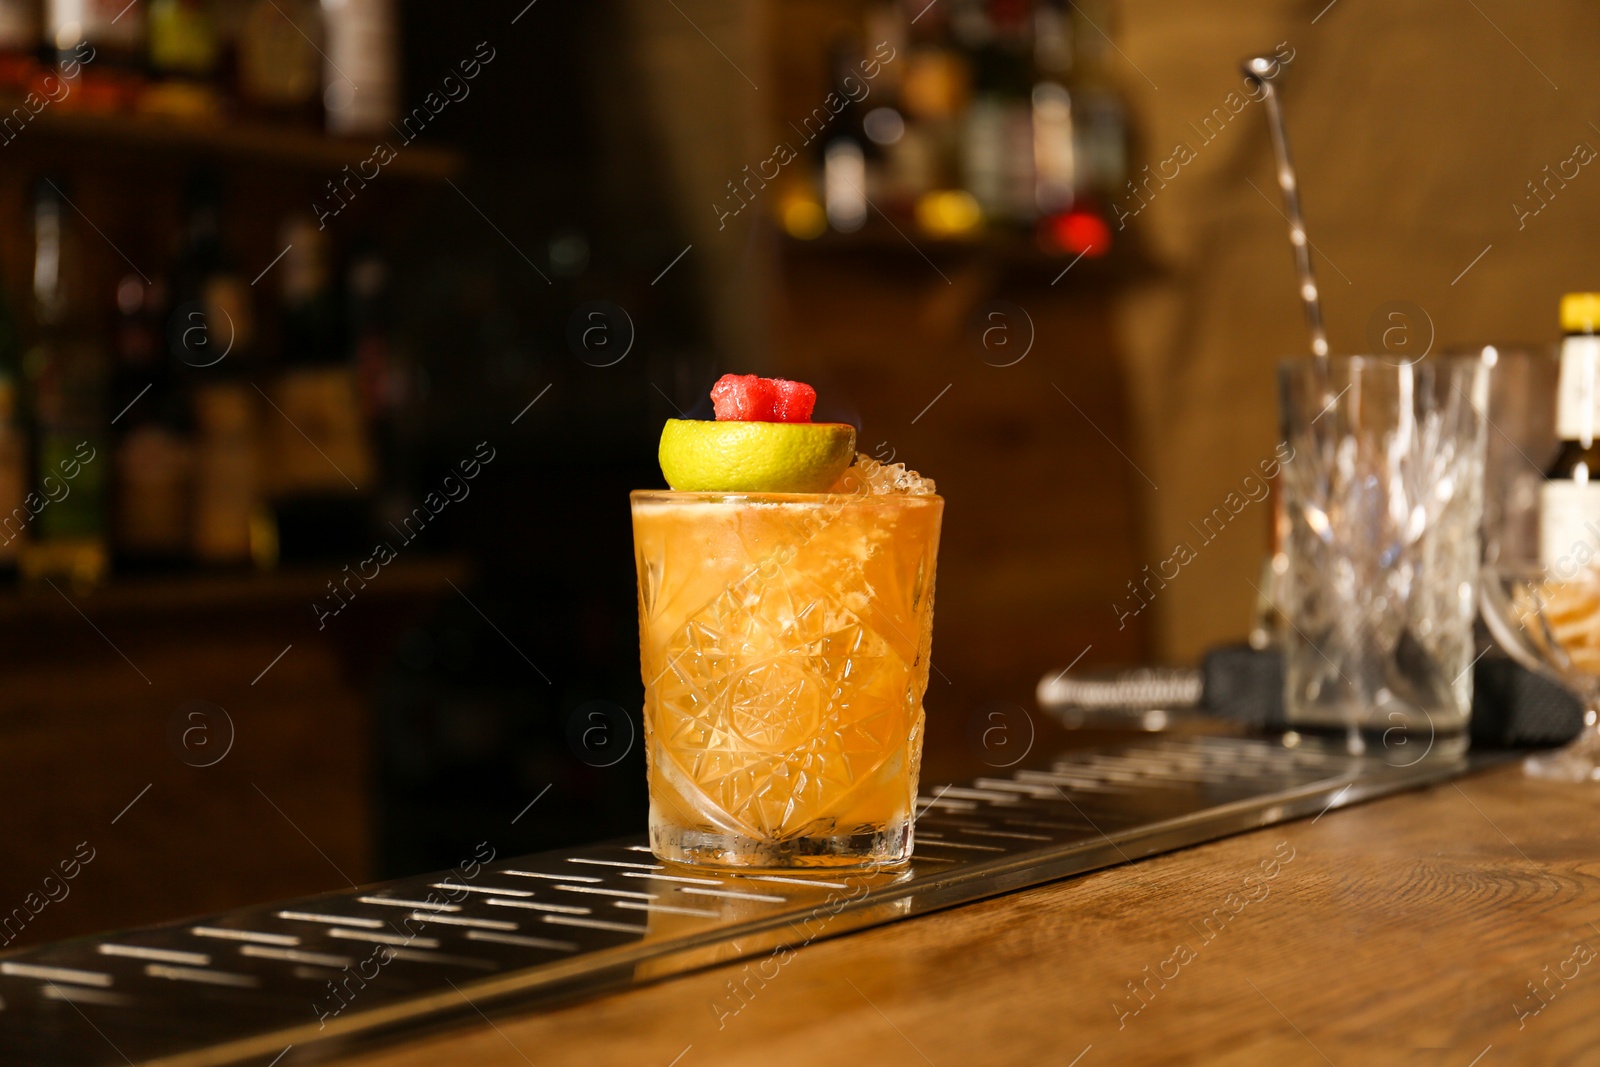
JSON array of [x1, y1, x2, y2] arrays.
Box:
[[631, 473, 942, 870], [1465, 347, 1600, 780], [1477, 346, 1600, 779], [1481, 566, 1600, 779]]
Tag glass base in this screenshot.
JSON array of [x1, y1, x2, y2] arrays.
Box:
[[1281, 721, 1469, 764], [1524, 722, 1600, 782], [649, 818, 913, 872]]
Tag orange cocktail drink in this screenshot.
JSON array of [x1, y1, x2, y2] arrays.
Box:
[[632, 465, 941, 870]]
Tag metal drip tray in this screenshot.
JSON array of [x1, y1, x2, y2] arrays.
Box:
[[0, 734, 1482, 1066]]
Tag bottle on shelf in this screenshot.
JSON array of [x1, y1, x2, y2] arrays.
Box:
[[45, 0, 146, 112], [820, 36, 871, 234], [0, 281, 27, 579], [958, 0, 1034, 225], [1030, 0, 1074, 216], [321, 0, 398, 137], [896, 0, 971, 233], [111, 269, 195, 571], [237, 0, 323, 125], [896, 4, 953, 214], [0, 0, 39, 95], [191, 377, 266, 567], [1065, 0, 1127, 209], [859, 2, 912, 210], [266, 213, 375, 562], [1541, 293, 1600, 571], [347, 238, 411, 541], [144, 0, 222, 118], [211, 0, 244, 102], [169, 169, 267, 568], [21, 176, 109, 588], [1032, 0, 1113, 257]]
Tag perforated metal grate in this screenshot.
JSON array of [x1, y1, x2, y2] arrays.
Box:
[[0, 735, 1481, 1066]]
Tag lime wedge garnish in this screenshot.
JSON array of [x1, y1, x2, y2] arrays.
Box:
[[658, 419, 856, 493]]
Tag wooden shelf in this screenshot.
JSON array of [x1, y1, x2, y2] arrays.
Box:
[[779, 220, 1153, 283], [0, 554, 472, 621], [12, 108, 466, 181]]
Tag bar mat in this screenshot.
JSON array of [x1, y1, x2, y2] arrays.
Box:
[[0, 735, 1494, 1066]]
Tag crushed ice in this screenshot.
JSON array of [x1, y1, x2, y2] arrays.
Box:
[[833, 453, 937, 496]]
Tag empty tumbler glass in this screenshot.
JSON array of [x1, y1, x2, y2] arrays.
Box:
[[1277, 355, 1488, 750]]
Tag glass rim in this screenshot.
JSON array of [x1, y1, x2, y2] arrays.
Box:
[[1275, 353, 1489, 371], [1436, 341, 1554, 355], [631, 488, 943, 506]]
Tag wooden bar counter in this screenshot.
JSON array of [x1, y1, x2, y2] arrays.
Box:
[[331, 762, 1600, 1066]]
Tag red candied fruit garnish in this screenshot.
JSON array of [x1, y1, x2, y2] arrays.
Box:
[[709, 374, 815, 423], [710, 374, 776, 420], [769, 378, 816, 422]]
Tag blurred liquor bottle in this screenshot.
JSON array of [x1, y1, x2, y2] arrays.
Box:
[[1032, 0, 1114, 257], [170, 170, 267, 568], [889, 0, 960, 222], [110, 268, 194, 571], [347, 238, 411, 536], [211, 0, 243, 99], [0, 0, 38, 94], [1065, 0, 1127, 209], [144, 0, 221, 118], [0, 283, 27, 578], [321, 0, 397, 137], [236, 0, 323, 125], [266, 214, 374, 561], [1030, 0, 1074, 215], [958, 0, 1034, 224], [45, 0, 145, 111], [21, 177, 109, 587], [857, 2, 911, 205], [820, 37, 872, 234]]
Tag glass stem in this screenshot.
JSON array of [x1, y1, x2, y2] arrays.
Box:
[[1523, 698, 1600, 782]]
